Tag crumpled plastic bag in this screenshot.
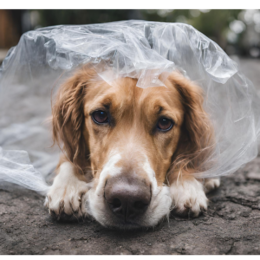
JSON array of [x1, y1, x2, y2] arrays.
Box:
[[0, 20, 259, 195]]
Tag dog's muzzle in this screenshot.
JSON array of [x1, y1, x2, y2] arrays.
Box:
[[104, 175, 151, 223]]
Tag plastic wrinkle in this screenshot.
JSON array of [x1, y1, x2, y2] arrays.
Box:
[[0, 147, 50, 195], [0, 20, 260, 194]]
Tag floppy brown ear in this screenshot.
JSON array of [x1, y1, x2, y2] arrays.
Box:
[[167, 72, 214, 180], [52, 65, 96, 174]]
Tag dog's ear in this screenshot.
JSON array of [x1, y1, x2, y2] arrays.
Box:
[[167, 72, 214, 180], [52, 65, 96, 174]]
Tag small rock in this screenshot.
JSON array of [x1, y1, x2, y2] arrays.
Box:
[[227, 214, 236, 220], [247, 172, 260, 181]]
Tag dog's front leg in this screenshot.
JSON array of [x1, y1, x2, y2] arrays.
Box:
[[44, 162, 90, 219]]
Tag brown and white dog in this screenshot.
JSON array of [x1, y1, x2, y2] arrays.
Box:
[[44, 65, 220, 229]]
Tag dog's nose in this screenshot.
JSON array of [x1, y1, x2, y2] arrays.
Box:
[[104, 176, 151, 222]]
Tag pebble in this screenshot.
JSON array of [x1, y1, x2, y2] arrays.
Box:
[[246, 172, 260, 180]]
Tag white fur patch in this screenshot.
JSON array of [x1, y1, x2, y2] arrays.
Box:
[[95, 152, 122, 196], [140, 156, 172, 226], [170, 178, 208, 217], [142, 156, 158, 194], [143, 156, 155, 180], [140, 184, 172, 227]]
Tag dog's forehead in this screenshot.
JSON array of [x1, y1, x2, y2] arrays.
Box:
[[84, 76, 182, 113], [84, 77, 136, 110]]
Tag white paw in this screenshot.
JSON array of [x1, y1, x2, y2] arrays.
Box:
[[44, 162, 90, 219], [204, 178, 220, 194], [170, 178, 208, 217]]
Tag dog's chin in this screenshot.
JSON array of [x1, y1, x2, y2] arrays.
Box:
[[85, 185, 172, 229]]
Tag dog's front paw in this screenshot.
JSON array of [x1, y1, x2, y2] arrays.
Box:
[[170, 178, 208, 217], [44, 162, 90, 220]]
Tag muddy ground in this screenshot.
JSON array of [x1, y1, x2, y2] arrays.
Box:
[[0, 58, 260, 255]]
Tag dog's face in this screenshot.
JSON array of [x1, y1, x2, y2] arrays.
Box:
[[52, 66, 212, 228], [84, 76, 184, 185]]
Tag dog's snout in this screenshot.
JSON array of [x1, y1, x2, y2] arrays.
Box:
[[104, 176, 151, 222]]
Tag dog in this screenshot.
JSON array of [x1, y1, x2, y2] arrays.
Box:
[[44, 65, 220, 229]]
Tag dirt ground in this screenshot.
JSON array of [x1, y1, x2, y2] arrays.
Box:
[[0, 58, 260, 255]]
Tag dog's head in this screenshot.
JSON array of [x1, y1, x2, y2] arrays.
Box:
[[52, 65, 213, 228]]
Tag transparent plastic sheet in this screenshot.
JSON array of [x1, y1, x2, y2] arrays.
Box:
[[0, 21, 260, 195], [0, 147, 50, 195]]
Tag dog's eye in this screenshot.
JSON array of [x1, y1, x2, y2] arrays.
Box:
[[92, 110, 109, 124], [157, 117, 174, 132]]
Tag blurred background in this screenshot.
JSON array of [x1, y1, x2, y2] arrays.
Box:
[[0, 9, 260, 62]]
